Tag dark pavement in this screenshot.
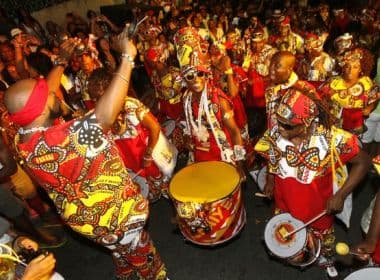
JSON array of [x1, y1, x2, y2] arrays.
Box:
[[50, 172, 379, 280]]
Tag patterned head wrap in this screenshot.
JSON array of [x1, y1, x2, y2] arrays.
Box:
[[305, 32, 326, 52], [276, 89, 319, 126], [280, 16, 291, 27], [342, 48, 363, 64], [174, 27, 210, 74], [334, 33, 352, 53]]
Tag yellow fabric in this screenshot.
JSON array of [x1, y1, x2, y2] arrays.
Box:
[[169, 161, 239, 203], [177, 44, 193, 68], [375, 163, 380, 174], [54, 173, 139, 236], [161, 72, 182, 104], [374, 155, 380, 174], [330, 76, 373, 108], [254, 136, 271, 153]]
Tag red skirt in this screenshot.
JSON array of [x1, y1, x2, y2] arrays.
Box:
[[274, 174, 334, 231]]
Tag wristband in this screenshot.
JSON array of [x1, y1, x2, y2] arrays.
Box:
[[143, 154, 153, 161], [53, 56, 68, 67], [121, 52, 135, 68]]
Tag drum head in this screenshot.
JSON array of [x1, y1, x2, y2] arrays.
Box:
[[344, 267, 380, 280], [169, 161, 240, 203], [264, 213, 307, 259]]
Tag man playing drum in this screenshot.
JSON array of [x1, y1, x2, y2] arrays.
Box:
[[173, 27, 246, 167], [255, 88, 369, 277]]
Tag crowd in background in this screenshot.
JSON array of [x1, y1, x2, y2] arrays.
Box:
[[1, 0, 380, 279]]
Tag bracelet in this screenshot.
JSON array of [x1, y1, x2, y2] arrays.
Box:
[[113, 72, 129, 84], [53, 56, 68, 67], [224, 68, 233, 75], [120, 52, 135, 68], [143, 154, 153, 161]]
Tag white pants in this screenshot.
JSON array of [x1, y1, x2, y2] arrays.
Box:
[[362, 113, 380, 143]]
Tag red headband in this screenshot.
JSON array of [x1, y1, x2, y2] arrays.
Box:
[[8, 79, 49, 126]]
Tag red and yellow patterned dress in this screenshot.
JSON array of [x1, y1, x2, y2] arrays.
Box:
[[15, 114, 166, 279]]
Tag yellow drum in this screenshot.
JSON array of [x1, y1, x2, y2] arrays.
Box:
[[169, 161, 246, 245]]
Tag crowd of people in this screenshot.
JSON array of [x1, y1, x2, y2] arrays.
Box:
[[1, 0, 380, 279]]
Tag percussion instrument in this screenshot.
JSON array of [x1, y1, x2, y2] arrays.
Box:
[[249, 166, 267, 192], [264, 213, 321, 267], [344, 267, 380, 280], [169, 161, 246, 246]]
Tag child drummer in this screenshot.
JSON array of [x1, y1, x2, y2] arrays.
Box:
[[255, 88, 370, 277]]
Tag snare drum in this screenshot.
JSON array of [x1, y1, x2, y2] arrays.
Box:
[[344, 267, 380, 280], [264, 213, 321, 267], [169, 161, 246, 246]]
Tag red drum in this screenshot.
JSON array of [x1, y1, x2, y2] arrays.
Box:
[[264, 213, 321, 267], [169, 161, 246, 245]]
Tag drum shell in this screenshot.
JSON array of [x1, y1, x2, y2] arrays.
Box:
[[169, 161, 246, 246], [171, 184, 245, 245]]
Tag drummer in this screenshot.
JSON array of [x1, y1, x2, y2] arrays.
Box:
[[352, 155, 380, 265], [173, 27, 246, 169], [254, 88, 370, 277]]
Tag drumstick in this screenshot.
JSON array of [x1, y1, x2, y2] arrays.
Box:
[[131, 169, 144, 181], [283, 210, 327, 239], [255, 192, 268, 198], [335, 242, 367, 257]]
